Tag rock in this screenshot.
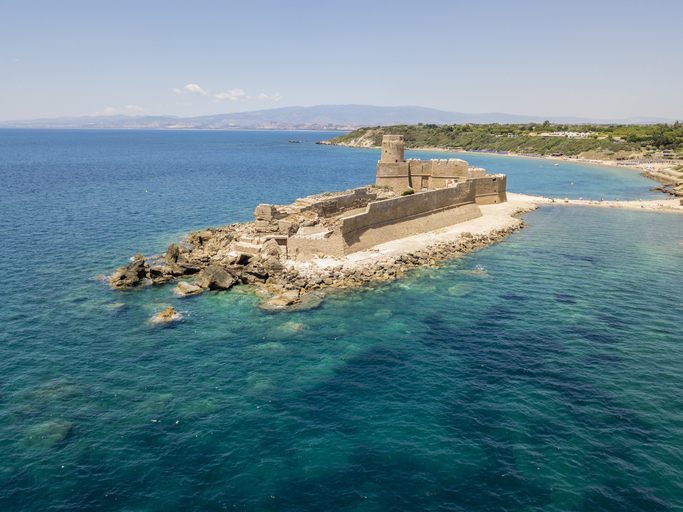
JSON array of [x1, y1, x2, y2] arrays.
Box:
[[194, 265, 237, 290], [133, 253, 145, 262], [175, 281, 203, 296], [169, 263, 201, 276], [262, 256, 285, 274], [148, 266, 176, 284], [287, 292, 324, 312], [261, 238, 282, 258], [258, 290, 301, 310], [257, 291, 323, 312], [242, 261, 269, 284], [164, 243, 180, 264], [110, 260, 148, 288], [22, 420, 73, 449], [152, 306, 178, 323]]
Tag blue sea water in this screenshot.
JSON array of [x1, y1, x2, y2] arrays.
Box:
[[0, 129, 682, 511]]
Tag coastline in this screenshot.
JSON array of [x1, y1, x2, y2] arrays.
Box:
[[109, 191, 682, 311], [325, 140, 683, 194], [511, 192, 683, 213]]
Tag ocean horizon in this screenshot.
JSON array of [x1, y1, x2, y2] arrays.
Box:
[[1, 129, 681, 511]]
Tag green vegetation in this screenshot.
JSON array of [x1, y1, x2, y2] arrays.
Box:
[[332, 122, 683, 159], [401, 189, 415, 196]]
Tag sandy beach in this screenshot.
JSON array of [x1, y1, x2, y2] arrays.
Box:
[[510, 192, 683, 213]]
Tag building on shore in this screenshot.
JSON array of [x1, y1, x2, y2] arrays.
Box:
[[375, 135, 507, 204], [238, 135, 508, 259]]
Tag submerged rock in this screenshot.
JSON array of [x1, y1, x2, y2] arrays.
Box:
[[22, 420, 73, 449], [28, 378, 82, 403], [258, 290, 301, 310]]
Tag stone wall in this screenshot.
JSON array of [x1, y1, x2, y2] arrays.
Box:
[[376, 162, 411, 192], [339, 182, 481, 254], [472, 175, 507, 205]]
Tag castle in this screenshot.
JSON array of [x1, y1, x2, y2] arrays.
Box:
[[235, 135, 508, 259], [376, 134, 507, 203]]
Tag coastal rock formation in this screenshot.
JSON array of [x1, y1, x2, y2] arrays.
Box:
[[110, 143, 531, 308], [175, 281, 203, 296], [110, 259, 148, 288], [151, 306, 179, 323], [194, 265, 239, 290]]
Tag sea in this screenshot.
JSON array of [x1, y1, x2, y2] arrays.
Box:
[[0, 129, 681, 511]]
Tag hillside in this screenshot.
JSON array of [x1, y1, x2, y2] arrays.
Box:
[[321, 123, 683, 161], [1, 105, 677, 130]]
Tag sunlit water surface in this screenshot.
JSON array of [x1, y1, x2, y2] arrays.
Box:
[[0, 130, 681, 511]]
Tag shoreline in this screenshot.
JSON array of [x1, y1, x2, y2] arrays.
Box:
[[325, 141, 683, 195], [108, 191, 681, 312], [511, 192, 683, 213]]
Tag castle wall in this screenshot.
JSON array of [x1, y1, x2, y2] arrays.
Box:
[[288, 231, 344, 260], [376, 162, 411, 192], [472, 175, 507, 205], [339, 182, 482, 254]]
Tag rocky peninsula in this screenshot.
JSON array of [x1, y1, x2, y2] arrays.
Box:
[[109, 189, 537, 310], [110, 135, 537, 310]]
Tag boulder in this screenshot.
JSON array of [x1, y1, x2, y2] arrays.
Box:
[[175, 281, 203, 296], [169, 263, 201, 276], [110, 260, 148, 288], [152, 306, 178, 323], [148, 265, 176, 284], [164, 243, 180, 265], [262, 256, 285, 274], [258, 290, 301, 310], [194, 265, 237, 290], [261, 238, 281, 258], [133, 253, 145, 262], [242, 260, 269, 284]]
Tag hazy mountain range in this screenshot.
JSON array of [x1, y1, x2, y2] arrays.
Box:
[[0, 105, 677, 130]]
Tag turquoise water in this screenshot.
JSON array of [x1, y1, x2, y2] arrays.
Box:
[[1, 130, 682, 511]]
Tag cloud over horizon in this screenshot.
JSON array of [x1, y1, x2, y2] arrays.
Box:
[[258, 93, 282, 101], [91, 105, 145, 116], [214, 89, 249, 101], [172, 84, 279, 103]]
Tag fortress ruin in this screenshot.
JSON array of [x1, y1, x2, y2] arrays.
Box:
[[232, 135, 508, 259]]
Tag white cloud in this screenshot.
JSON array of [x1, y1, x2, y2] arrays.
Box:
[[172, 84, 255, 102], [214, 89, 249, 101], [257, 93, 282, 101], [172, 84, 210, 96], [184, 84, 210, 96], [91, 105, 145, 116]]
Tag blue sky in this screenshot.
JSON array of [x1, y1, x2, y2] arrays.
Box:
[[1, 0, 682, 121]]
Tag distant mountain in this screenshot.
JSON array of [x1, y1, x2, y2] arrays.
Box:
[[0, 105, 677, 129]]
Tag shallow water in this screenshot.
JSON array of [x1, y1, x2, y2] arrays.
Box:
[[1, 130, 681, 511]]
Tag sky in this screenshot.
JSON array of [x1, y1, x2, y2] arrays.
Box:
[[1, 0, 682, 122]]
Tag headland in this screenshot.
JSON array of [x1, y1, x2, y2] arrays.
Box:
[[109, 134, 682, 311], [110, 135, 534, 309]]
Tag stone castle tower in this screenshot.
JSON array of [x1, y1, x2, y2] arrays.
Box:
[[380, 134, 405, 163], [375, 134, 507, 204]]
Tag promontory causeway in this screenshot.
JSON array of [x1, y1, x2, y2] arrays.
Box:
[[110, 135, 537, 308]]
